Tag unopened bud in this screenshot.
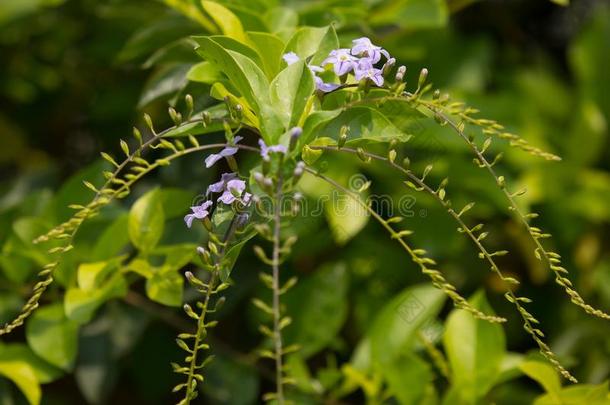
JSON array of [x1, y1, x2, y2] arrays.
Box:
[[202, 111, 211, 126], [356, 147, 371, 163], [169, 107, 181, 126], [418, 68, 428, 89], [289, 127, 302, 151], [395, 65, 406, 82], [382, 57, 396, 76], [293, 161, 305, 183], [338, 125, 349, 148], [143, 113, 154, 133], [433, 89, 440, 100], [234, 104, 243, 121], [254, 172, 265, 184], [133, 127, 142, 144], [185, 94, 194, 117], [196, 246, 206, 256]]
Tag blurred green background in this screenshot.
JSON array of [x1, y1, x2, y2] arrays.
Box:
[[1, 0, 609, 403]]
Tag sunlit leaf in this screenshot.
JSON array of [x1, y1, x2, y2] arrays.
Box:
[[443, 291, 505, 402], [128, 188, 165, 252], [26, 304, 79, 371]]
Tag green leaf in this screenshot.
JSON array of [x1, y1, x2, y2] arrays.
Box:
[[370, 0, 448, 29], [284, 263, 349, 358], [0, 360, 41, 405], [352, 283, 447, 371], [319, 106, 412, 145], [161, 0, 216, 31], [220, 230, 256, 282], [206, 35, 264, 69], [283, 25, 339, 66], [443, 291, 506, 402], [247, 31, 285, 79], [146, 269, 183, 307], [193, 36, 284, 140], [138, 64, 190, 108], [520, 360, 562, 396], [0, 343, 62, 384], [128, 188, 165, 252], [77, 261, 112, 291], [264, 7, 298, 34], [91, 214, 129, 261], [187, 61, 224, 83], [300, 109, 342, 146], [534, 382, 609, 405], [26, 304, 79, 371], [201, 1, 247, 43], [324, 185, 368, 245], [65, 269, 127, 324], [270, 60, 315, 130], [381, 353, 434, 405]]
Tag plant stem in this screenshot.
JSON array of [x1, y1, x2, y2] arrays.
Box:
[[184, 271, 217, 404], [271, 167, 285, 404]]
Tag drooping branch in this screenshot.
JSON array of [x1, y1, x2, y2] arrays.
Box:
[[413, 99, 610, 322], [300, 164, 504, 324], [309, 145, 577, 382]]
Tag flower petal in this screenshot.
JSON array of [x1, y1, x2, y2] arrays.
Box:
[[205, 153, 223, 168]]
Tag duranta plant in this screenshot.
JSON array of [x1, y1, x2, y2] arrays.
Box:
[[1, 2, 608, 404]]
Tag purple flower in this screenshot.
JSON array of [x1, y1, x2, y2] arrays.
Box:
[[322, 49, 357, 76], [283, 52, 300, 65], [314, 76, 341, 92], [354, 59, 384, 87], [204, 136, 243, 168], [207, 172, 237, 195], [184, 200, 213, 228], [282, 54, 339, 93], [351, 37, 390, 64], [218, 179, 251, 205], [258, 139, 287, 161]]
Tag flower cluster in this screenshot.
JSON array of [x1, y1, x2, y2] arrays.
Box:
[[185, 171, 251, 228], [283, 37, 395, 93]]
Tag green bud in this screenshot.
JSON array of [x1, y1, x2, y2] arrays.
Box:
[[185, 94, 194, 117], [418, 68, 429, 89], [143, 113, 155, 133], [133, 127, 142, 144], [168, 107, 181, 126], [356, 147, 371, 163], [202, 111, 211, 126]]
